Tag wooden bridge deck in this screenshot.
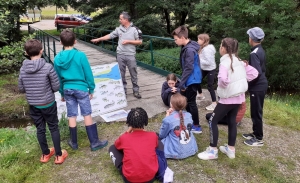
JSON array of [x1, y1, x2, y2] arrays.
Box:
[[45, 38, 169, 120], [43, 37, 211, 122]]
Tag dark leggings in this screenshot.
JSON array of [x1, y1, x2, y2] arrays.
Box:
[[208, 103, 240, 147], [109, 141, 164, 183], [198, 69, 216, 102]]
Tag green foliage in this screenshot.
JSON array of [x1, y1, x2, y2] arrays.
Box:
[[191, 0, 300, 90], [0, 34, 34, 74], [136, 47, 182, 75]]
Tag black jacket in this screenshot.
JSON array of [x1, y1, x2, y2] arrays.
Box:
[[161, 80, 180, 105], [248, 44, 268, 91]]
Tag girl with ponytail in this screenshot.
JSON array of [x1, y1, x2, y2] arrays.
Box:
[[159, 93, 198, 159], [198, 38, 258, 160]]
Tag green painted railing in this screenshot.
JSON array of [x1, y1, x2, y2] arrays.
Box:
[[30, 26, 61, 63], [72, 25, 181, 76]]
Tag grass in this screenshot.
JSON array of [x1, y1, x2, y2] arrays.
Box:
[[1, 73, 300, 182], [0, 73, 28, 120], [1, 98, 300, 182], [40, 6, 101, 19], [41, 6, 81, 19], [244, 92, 300, 131]]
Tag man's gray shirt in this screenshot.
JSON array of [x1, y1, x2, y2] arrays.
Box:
[[110, 23, 142, 56]]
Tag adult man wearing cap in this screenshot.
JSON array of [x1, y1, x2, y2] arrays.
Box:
[[242, 27, 268, 147]]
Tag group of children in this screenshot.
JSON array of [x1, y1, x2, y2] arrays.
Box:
[[18, 25, 267, 182], [160, 26, 267, 162], [18, 30, 108, 165]]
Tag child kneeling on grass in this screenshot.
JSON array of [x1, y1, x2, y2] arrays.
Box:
[[18, 39, 67, 164], [159, 93, 198, 159], [109, 107, 166, 183]]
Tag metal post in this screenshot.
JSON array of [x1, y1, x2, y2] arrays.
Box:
[[150, 39, 154, 66], [84, 27, 86, 42], [53, 40, 56, 58], [47, 36, 50, 61]]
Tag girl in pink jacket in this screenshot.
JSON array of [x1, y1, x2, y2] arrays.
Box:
[[198, 38, 258, 160]]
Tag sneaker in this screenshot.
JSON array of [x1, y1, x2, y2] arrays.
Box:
[[54, 149, 68, 164], [219, 144, 235, 159], [244, 137, 264, 147], [40, 147, 55, 163], [242, 133, 255, 140], [206, 103, 216, 110], [133, 92, 141, 99], [197, 95, 205, 100], [191, 125, 202, 134], [198, 147, 218, 160]]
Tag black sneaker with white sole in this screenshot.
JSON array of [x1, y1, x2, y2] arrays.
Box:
[[133, 92, 142, 99], [242, 133, 255, 140], [244, 137, 264, 147]]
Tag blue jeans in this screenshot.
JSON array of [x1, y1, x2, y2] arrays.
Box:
[[64, 89, 92, 117]]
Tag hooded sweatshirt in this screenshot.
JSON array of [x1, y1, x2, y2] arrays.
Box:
[[18, 58, 60, 106], [199, 44, 216, 71], [179, 40, 201, 89], [54, 48, 95, 96]]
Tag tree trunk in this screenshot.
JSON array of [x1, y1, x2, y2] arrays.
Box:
[[180, 11, 188, 25], [129, 2, 137, 20], [163, 9, 171, 34]]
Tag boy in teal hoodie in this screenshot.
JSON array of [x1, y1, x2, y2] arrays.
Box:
[[54, 29, 108, 151]]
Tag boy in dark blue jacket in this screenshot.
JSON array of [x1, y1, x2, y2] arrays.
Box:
[[172, 26, 202, 133]]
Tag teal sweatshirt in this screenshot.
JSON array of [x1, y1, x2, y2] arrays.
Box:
[[54, 48, 95, 97]]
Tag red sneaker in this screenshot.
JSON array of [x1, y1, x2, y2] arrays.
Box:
[[40, 147, 55, 163], [54, 149, 68, 164]]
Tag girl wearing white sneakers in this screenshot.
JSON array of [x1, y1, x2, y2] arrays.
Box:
[[198, 38, 258, 160]]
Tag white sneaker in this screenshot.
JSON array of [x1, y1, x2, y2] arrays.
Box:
[[206, 103, 216, 110], [197, 95, 205, 100], [219, 144, 235, 159], [198, 147, 218, 160]]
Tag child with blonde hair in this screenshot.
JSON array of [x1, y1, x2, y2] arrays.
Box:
[[159, 93, 198, 159], [197, 34, 217, 111]]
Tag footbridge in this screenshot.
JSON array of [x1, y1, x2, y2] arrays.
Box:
[[29, 25, 210, 121]]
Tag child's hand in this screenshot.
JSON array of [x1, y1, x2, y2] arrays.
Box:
[[126, 126, 133, 133], [89, 94, 93, 100], [171, 87, 177, 93], [166, 108, 173, 116], [61, 97, 65, 102]]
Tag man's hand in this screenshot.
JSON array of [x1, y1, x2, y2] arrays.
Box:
[[61, 97, 65, 102], [122, 40, 130, 45], [91, 38, 100, 43], [89, 94, 93, 100]]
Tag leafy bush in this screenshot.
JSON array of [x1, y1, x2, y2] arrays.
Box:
[[0, 34, 34, 74], [136, 47, 182, 75]]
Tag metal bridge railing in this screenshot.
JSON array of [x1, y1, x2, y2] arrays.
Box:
[[28, 25, 181, 76], [73, 25, 181, 76], [29, 26, 61, 63]]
